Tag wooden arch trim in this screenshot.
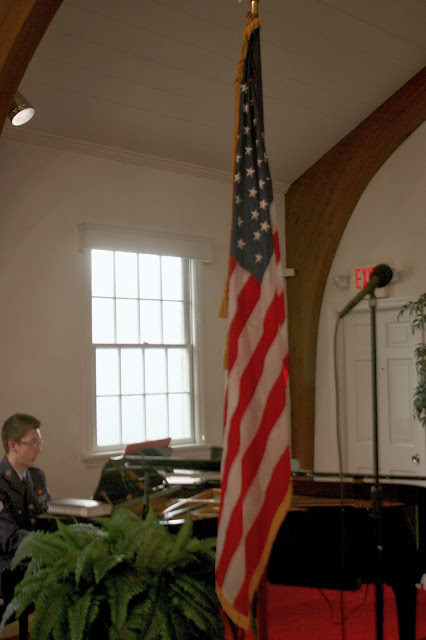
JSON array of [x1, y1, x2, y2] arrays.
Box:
[[286, 66, 426, 471], [0, 0, 63, 134]]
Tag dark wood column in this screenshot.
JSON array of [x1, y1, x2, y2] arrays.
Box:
[[286, 66, 426, 470], [0, 0, 63, 133]]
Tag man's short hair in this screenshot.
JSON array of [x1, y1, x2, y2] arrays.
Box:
[[1, 413, 41, 453]]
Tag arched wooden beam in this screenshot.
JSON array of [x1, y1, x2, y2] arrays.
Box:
[[0, 0, 63, 134], [286, 66, 426, 471]]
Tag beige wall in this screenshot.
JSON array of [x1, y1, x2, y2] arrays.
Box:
[[315, 120, 426, 471], [0, 138, 230, 498], [0, 135, 285, 499], [3, 118, 421, 494]]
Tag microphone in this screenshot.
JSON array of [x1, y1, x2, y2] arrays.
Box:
[[338, 264, 393, 319]]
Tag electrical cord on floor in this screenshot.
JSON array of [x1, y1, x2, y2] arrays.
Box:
[[319, 584, 371, 625]]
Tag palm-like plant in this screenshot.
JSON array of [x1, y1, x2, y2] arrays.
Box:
[[0, 508, 223, 640], [399, 293, 426, 427]]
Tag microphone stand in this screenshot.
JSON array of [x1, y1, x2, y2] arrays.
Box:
[[368, 292, 384, 640]]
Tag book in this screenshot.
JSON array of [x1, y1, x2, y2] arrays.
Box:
[[47, 498, 113, 518]]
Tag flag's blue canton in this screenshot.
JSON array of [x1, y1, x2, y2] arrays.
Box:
[[231, 30, 274, 282]]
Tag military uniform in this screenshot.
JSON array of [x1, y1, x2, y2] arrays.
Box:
[[0, 455, 50, 593]]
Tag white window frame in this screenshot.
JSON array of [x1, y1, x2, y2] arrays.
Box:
[[79, 223, 214, 457]]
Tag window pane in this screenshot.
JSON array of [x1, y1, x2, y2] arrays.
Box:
[[96, 349, 119, 395], [122, 395, 145, 443], [92, 298, 115, 343], [140, 300, 162, 343], [115, 252, 138, 298], [146, 394, 168, 440], [168, 348, 190, 392], [145, 349, 167, 393], [96, 396, 120, 446], [92, 250, 114, 297], [168, 394, 191, 439], [162, 256, 183, 300], [163, 301, 185, 344], [116, 299, 138, 343], [91, 248, 194, 450], [139, 254, 161, 299], [121, 349, 144, 394]]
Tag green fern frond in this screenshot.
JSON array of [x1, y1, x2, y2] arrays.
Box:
[[92, 548, 126, 584], [124, 597, 162, 640], [162, 607, 195, 640], [12, 567, 58, 610], [126, 576, 170, 639], [29, 581, 75, 640], [170, 579, 220, 634], [174, 573, 216, 610], [74, 535, 119, 586], [11, 530, 70, 568], [167, 514, 194, 561], [56, 517, 107, 549], [68, 520, 108, 537], [0, 597, 20, 633], [66, 588, 97, 640], [105, 571, 149, 632], [186, 534, 216, 554]]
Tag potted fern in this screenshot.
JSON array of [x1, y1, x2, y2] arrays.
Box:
[[399, 293, 426, 427], [0, 508, 224, 640]]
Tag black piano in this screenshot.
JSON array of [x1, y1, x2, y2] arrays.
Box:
[[92, 455, 426, 640], [268, 476, 426, 640]]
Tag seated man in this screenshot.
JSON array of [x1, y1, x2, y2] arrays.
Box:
[[0, 413, 51, 600]]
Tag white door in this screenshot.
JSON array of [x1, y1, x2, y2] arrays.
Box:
[[344, 305, 426, 478]]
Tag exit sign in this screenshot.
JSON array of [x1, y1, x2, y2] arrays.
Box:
[[350, 265, 389, 298]]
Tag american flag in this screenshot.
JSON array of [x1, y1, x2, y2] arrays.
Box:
[[215, 19, 292, 630]]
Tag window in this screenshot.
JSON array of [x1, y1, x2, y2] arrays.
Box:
[[90, 249, 195, 450]]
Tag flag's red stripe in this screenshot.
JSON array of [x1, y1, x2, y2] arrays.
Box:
[[216, 299, 285, 580], [219, 288, 282, 506], [227, 274, 261, 373], [216, 364, 287, 585], [219, 289, 283, 523], [234, 447, 291, 613], [273, 229, 281, 263]]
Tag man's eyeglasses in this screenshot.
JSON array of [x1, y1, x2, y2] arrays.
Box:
[[18, 440, 43, 448]]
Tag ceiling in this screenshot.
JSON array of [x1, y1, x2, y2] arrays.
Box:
[[8, 0, 426, 189]]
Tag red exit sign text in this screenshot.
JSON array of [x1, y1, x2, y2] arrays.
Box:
[[354, 265, 375, 290], [350, 264, 389, 298]]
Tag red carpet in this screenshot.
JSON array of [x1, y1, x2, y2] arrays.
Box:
[[265, 583, 426, 639], [6, 584, 426, 639]]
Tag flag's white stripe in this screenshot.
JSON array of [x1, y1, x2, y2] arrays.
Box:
[[221, 251, 285, 474], [219, 263, 284, 544], [217, 294, 287, 565], [220, 403, 290, 600], [220, 257, 277, 511], [224, 256, 277, 439], [222, 246, 285, 487], [217, 317, 288, 555], [220, 265, 251, 468]]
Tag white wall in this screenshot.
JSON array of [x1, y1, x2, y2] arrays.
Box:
[[0, 138, 228, 498], [0, 136, 286, 498], [314, 120, 426, 472], [7, 117, 420, 494]]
